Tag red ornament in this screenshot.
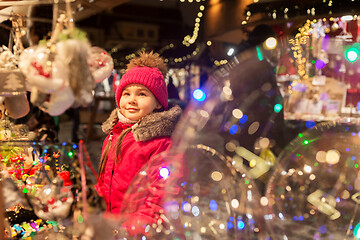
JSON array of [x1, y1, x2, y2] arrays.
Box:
[[52, 152, 60, 158], [48, 198, 55, 205], [58, 171, 73, 186], [31, 61, 51, 78]]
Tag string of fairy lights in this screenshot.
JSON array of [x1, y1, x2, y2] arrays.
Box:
[[245, 0, 360, 22], [286, 15, 358, 96], [289, 19, 313, 79], [111, 0, 360, 69], [110, 1, 209, 68], [79, 0, 360, 70], [182, 4, 205, 46]]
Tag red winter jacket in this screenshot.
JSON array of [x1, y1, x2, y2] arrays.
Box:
[[95, 105, 182, 234]]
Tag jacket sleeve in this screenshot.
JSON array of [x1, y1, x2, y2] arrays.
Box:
[[120, 139, 186, 236]]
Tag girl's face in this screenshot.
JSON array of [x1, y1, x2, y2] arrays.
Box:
[[119, 84, 161, 121]]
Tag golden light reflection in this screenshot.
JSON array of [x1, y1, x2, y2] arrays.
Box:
[[288, 168, 295, 176], [288, 19, 315, 80], [183, 203, 191, 212], [248, 121, 260, 135], [326, 149, 340, 164], [307, 189, 340, 220], [342, 190, 350, 199], [231, 199, 239, 208], [352, 192, 360, 204], [259, 137, 270, 149], [249, 159, 257, 168], [232, 109, 243, 119], [219, 223, 225, 229], [232, 155, 243, 170], [225, 141, 237, 152], [221, 86, 233, 100], [304, 164, 312, 173], [264, 37, 277, 49], [316, 150, 327, 162], [260, 196, 269, 206], [211, 171, 223, 181], [235, 146, 270, 178], [199, 109, 209, 118], [208, 221, 217, 235]]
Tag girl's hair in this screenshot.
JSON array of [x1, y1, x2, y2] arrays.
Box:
[[98, 115, 122, 176]]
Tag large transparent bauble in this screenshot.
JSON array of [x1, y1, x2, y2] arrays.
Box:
[[265, 121, 360, 239], [116, 147, 269, 239]]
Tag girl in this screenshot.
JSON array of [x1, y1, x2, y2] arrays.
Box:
[[95, 51, 182, 235]]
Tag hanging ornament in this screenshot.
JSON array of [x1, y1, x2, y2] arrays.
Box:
[[56, 37, 94, 107], [20, 10, 95, 115], [19, 46, 68, 94], [88, 47, 114, 83], [38, 85, 75, 116], [0, 14, 30, 119], [30, 176, 74, 221]]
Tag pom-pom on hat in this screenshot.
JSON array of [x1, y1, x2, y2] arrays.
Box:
[[115, 51, 168, 110]]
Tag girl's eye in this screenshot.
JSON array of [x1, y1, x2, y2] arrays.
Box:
[[122, 92, 130, 96], [139, 92, 146, 96]]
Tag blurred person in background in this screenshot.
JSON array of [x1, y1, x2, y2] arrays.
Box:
[[227, 24, 293, 193]]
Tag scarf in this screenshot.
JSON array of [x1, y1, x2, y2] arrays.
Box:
[[117, 110, 137, 125]]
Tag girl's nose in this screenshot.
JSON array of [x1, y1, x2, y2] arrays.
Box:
[[128, 95, 136, 103]]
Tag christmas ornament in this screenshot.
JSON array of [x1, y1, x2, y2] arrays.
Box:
[[30, 176, 74, 221], [0, 47, 29, 118], [19, 46, 68, 94], [117, 147, 271, 239], [38, 85, 75, 116], [88, 46, 114, 83], [3, 94, 30, 119], [266, 122, 360, 239], [56, 38, 95, 107]]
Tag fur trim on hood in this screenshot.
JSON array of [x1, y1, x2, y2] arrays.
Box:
[[102, 105, 182, 141]]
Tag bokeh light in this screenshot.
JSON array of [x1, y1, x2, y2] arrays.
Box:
[[193, 89, 206, 101], [315, 59, 326, 69], [264, 37, 277, 49], [345, 47, 359, 63]]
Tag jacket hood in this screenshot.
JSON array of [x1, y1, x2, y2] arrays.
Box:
[[102, 105, 182, 141]]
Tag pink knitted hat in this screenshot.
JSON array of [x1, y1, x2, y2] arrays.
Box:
[[115, 66, 168, 110]]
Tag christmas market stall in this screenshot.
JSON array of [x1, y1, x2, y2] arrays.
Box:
[[0, 0, 113, 238]]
